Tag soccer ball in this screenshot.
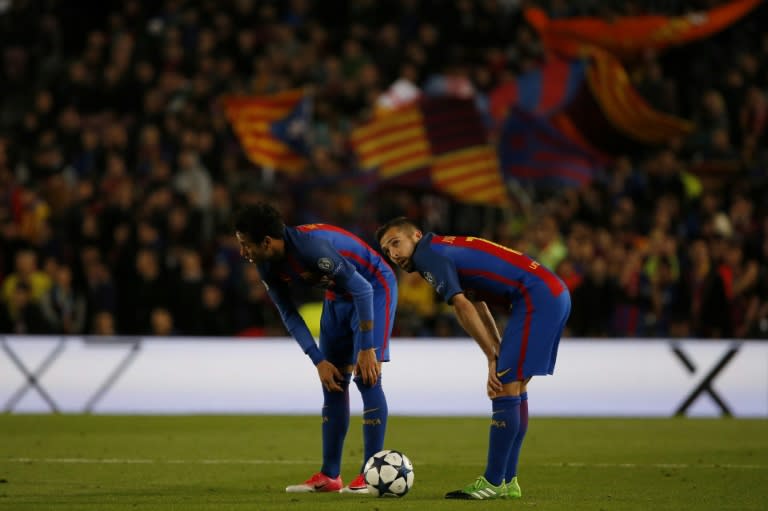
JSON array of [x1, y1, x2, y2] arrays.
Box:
[[363, 449, 414, 497]]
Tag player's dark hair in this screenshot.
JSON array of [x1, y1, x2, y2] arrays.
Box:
[[233, 203, 285, 242], [375, 217, 420, 243]]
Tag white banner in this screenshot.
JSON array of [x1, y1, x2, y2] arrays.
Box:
[[1, 337, 766, 417]]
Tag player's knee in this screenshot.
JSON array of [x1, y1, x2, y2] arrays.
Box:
[[494, 380, 523, 397], [323, 373, 351, 394], [353, 374, 381, 391]]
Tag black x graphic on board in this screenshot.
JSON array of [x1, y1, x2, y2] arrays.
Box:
[[2, 337, 66, 413], [671, 343, 740, 417]]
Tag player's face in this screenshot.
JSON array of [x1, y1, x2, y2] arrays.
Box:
[[236, 231, 276, 264], [379, 227, 422, 272]]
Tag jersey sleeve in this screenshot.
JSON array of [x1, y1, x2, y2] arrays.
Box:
[[299, 236, 375, 349], [416, 246, 464, 304], [262, 276, 324, 365]]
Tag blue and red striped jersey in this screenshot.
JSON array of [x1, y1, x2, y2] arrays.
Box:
[[411, 232, 566, 307], [258, 224, 395, 293], [257, 224, 397, 359]]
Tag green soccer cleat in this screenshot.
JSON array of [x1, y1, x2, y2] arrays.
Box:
[[444, 476, 506, 500], [503, 476, 522, 498]]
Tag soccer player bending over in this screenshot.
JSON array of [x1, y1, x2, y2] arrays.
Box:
[[377, 217, 570, 500], [235, 203, 397, 494]]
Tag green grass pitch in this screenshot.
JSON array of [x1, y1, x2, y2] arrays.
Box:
[[1, 415, 766, 510]]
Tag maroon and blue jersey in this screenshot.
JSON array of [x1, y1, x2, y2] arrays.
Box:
[[259, 224, 397, 365], [411, 232, 570, 381]]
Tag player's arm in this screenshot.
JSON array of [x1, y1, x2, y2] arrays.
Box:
[[452, 294, 499, 362], [474, 301, 501, 349], [452, 293, 503, 395], [418, 250, 503, 394], [334, 267, 379, 385], [264, 280, 323, 364]]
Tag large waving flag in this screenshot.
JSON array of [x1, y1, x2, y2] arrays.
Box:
[[490, 57, 587, 122], [499, 108, 608, 188], [563, 48, 694, 155], [222, 89, 311, 175], [525, 0, 762, 61], [351, 98, 508, 206]]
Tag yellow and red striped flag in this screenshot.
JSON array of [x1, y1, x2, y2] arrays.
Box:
[[350, 105, 431, 182], [222, 89, 310, 175], [351, 98, 509, 207]]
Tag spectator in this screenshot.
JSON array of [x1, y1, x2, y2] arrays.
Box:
[[1, 249, 52, 312], [529, 215, 567, 271], [570, 257, 618, 337], [173, 149, 213, 211], [197, 282, 233, 336], [119, 248, 170, 334], [149, 307, 176, 336], [171, 248, 205, 335], [40, 265, 86, 334], [91, 310, 117, 336], [686, 239, 731, 338], [1, 282, 51, 334]]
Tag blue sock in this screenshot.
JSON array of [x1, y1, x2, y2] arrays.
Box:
[[354, 375, 388, 474], [320, 374, 351, 478], [484, 396, 520, 486], [506, 392, 529, 482]]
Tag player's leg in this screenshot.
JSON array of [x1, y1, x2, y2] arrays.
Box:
[[504, 377, 530, 498], [445, 301, 527, 500], [319, 300, 356, 480], [344, 286, 396, 493], [286, 299, 354, 493], [503, 290, 571, 497]]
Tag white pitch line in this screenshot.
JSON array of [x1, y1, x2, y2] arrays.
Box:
[[6, 458, 313, 465], [3, 458, 766, 470], [541, 462, 766, 469]]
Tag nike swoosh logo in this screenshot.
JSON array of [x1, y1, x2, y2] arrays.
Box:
[[363, 407, 380, 414], [314, 482, 328, 490], [496, 368, 511, 378]]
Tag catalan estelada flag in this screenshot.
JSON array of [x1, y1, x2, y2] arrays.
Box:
[[351, 98, 508, 206], [222, 89, 310, 175], [490, 57, 587, 122], [524, 0, 762, 61]]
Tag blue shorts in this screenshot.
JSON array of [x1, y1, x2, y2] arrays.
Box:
[[497, 287, 571, 383], [319, 285, 397, 367]]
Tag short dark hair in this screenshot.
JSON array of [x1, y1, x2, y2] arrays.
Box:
[[233, 203, 285, 242], [375, 217, 420, 243]]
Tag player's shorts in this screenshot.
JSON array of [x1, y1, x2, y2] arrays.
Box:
[[319, 282, 397, 367], [496, 286, 571, 383]]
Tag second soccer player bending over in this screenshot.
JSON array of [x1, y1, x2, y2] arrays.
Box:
[[377, 217, 571, 500]]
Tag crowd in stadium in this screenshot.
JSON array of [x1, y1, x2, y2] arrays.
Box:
[[1, 0, 767, 339]]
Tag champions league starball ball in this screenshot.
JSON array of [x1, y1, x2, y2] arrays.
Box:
[[363, 449, 414, 497]]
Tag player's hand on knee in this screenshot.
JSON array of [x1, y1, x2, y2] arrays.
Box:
[[317, 360, 344, 392], [487, 381, 497, 399], [487, 358, 503, 396], [355, 348, 379, 386]]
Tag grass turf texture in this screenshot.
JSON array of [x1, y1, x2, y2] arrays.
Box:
[[1, 415, 766, 510]]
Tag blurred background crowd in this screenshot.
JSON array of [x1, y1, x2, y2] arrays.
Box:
[[1, 0, 768, 339]]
